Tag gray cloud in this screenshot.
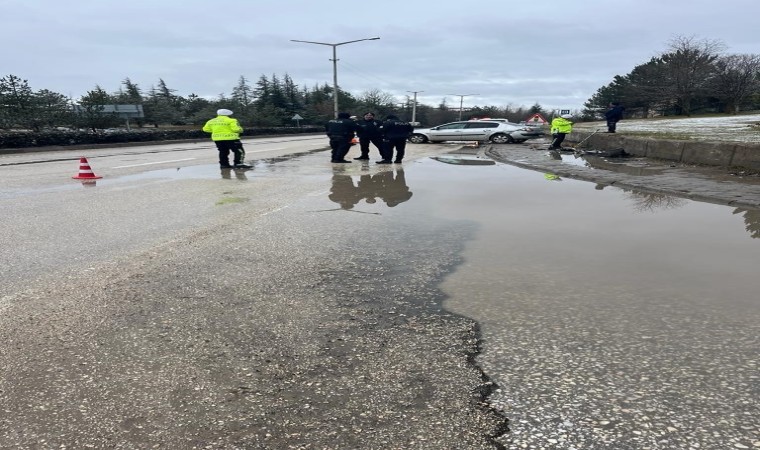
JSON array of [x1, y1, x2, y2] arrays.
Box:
[[4, 0, 758, 112]]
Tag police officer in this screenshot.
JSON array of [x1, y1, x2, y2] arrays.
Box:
[[325, 112, 358, 163], [202, 109, 252, 169], [378, 115, 414, 164], [605, 102, 625, 133], [549, 114, 573, 150], [354, 112, 384, 160]]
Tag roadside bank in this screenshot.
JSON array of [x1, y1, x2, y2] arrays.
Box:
[[567, 130, 760, 171]]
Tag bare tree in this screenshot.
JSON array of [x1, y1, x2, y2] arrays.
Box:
[[625, 191, 688, 212], [357, 88, 395, 114], [711, 53, 760, 114], [661, 36, 724, 115]]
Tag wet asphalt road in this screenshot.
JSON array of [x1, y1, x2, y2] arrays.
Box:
[[0, 141, 506, 449], [480, 144, 760, 449], [1, 139, 759, 449]]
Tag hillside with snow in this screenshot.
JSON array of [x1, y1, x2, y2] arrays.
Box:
[[575, 113, 760, 144]]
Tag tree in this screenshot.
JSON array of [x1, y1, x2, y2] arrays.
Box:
[[357, 88, 395, 115], [0, 74, 34, 129], [143, 81, 183, 126], [282, 74, 302, 114], [230, 75, 256, 124], [31, 89, 72, 130], [660, 36, 723, 115], [117, 78, 143, 103], [231, 75, 255, 108], [112, 78, 145, 126], [183, 93, 214, 124], [620, 57, 670, 116], [77, 85, 120, 131], [710, 53, 760, 114], [156, 78, 177, 103]]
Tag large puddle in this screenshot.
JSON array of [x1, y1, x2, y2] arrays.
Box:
[[4, 146, 757, 447], [395, 154, 759, 449]]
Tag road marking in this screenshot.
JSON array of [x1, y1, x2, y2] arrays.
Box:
[[247, 147, 286, 152], [113, 158, 196, 168]]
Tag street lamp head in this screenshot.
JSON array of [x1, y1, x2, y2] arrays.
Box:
[[291, 36, 380, 118], [292, 37, 380, 46]]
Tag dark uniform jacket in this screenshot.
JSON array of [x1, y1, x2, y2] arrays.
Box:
[[355, 119, 383, 139], [381, 118, 414, 140], [605, 105, 625, 121], [325, 118, 357, 139]]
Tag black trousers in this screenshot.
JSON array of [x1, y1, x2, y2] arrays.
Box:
[[329, 137, 352, 161], [215, 140, 245, 166], [359, 136, 384, 157], [384, 138, 407, 162], [550, 133, 567, 149], [607, 120, 619, 133]]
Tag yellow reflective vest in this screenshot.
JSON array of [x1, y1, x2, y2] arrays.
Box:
[[550, 117, 573, 134], [202, 115, 243, 141]]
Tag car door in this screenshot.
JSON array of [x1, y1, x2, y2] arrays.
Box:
[[427, 122, 467, 141], [462, 121, 500, 141]]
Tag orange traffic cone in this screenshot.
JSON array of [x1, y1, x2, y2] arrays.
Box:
[[72, 157, 102, 180]]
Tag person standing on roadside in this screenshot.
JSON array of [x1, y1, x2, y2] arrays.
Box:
[[325, 112, 358, 163], [605, 102, 625, 133], [202, 109, 252, 169], [354, 112, 384, 160], [378, 114, 414, 164], [549, 114, 574, 150]]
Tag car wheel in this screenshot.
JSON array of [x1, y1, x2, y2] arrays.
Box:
[[409, 134, 428, 144], [489, 133, 514, 144]]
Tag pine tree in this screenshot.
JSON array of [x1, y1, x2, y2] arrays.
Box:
[[0, 74, 34, 129], [77, 85, 120, 131]]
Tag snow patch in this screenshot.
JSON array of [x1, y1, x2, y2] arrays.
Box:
[[577, 114, 760, 143]]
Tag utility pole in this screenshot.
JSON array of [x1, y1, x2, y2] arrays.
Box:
[[407, 90, 423, 124], [290, 37, 380, 118], [447, 93, 478, 121]]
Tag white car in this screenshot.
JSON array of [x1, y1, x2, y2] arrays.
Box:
[[408, 120, 542, 144]]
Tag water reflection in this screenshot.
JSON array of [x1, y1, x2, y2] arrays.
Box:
[[431, 155, 496, 166], [624, 189, 689, 212], [733, 208, 760, 238], [584, 155, 665, 175], [328, 169, 413, 210], [608, 187, 760, 238], [220, 167, 249, 180]]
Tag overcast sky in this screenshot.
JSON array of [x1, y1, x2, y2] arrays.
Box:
[[3, 0, 759, 114]]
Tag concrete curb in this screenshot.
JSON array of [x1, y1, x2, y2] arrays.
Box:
[[568, 131, 760, 170]]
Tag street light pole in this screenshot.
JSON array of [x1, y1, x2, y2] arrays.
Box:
[[447, 93, 479, 120], [291, 37, 380, 118], [407, 90, 423, 124]]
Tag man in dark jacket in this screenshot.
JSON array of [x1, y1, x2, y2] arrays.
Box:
[[325, 112, 358, 163], [354, 112, 384, 160], [378, 115, 414, 164], [605, 102, 625, 133]]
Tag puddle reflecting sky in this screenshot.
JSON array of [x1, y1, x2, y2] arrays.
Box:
[[404, 156, 758, 448], [410, 157, 759, 305]]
